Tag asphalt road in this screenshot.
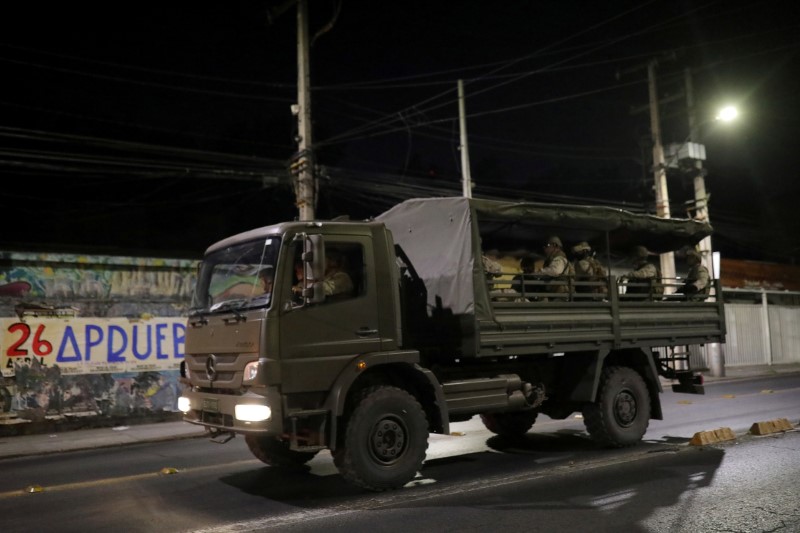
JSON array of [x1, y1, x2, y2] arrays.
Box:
[[1, 374, 798, 533]]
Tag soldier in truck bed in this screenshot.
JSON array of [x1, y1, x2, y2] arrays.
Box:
[[678, 247, 710, 300], [571, 241, 608, 297], [533, 236, 573, 297], [620, 245, 662, 298]]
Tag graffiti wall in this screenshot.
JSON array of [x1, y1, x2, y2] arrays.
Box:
[[0, 251, 196, 426], [2, 317, 186, 376]]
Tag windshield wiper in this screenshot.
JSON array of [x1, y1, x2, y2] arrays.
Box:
[[209, 299, 247, 313]]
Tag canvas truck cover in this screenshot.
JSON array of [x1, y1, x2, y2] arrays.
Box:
[[377, 197, 713, 321]]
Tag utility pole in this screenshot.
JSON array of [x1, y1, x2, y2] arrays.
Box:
[[647, 60, 676, 287], [457, 79, 473, 198], [295, 0, 315, 221], [685, 67, 725, 377]]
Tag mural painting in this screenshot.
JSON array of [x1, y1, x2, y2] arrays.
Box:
[[0, 251, 195, 429]]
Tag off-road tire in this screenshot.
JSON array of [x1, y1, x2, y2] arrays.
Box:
[[244, 435, 318, 467], [480, 410, 538, 437], [333, 386, 428, 491], [582, 365, 651, 447]]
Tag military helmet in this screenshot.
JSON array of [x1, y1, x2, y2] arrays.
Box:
[[685, 247, 701, 259], [572, 241, 591, 253], [546, 236, 563, 248], [631, 245, 650, 259]]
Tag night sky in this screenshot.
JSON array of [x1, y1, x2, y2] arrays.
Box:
[[1, 1, 798, 263]]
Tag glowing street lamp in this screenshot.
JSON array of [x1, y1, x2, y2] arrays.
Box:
[[693, 106, 737, 378], [715, 105, 738, 123]]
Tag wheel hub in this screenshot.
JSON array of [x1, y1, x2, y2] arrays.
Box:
[[613, 390, 637, 427], [370, 415, 406, 465]]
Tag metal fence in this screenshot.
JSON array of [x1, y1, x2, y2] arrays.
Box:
[[689, 289, 800, 369]]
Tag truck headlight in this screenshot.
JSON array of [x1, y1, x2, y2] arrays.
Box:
[[243, 361, 260, 383], [178, 396, 191, 413], [235, 404, 272, 422]]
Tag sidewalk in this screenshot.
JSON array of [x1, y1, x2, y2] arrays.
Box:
[[699, 362, 800, 383], [1, 364, 798, 461], [0, 420, 206, 460]]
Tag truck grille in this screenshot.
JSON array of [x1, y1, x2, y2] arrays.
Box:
[[185, 352, 256, 389]]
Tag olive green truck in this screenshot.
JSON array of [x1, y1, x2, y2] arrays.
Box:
[[178, 197, 725, 491]]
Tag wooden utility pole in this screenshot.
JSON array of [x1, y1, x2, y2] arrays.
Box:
[[295, 0, 315, 221], [647, 60, 676, 287], [457, 80, 473, 198]]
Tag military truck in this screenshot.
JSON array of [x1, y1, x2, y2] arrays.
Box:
[[178, 197, 725, 491]]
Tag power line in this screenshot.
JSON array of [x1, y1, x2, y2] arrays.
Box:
[[0, 56, 294, 103], [315, 23, 800, 91], [0, 100, 292, 151], [0, 42, 296, 89], [315, 0, 719, 148]]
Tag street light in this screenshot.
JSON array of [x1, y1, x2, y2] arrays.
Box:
[[681, 72, 739, 377], [668, 103, 739, 272], [695, 108, 736, 379], [716, 105, 738, 122], [685, 103, 738, 234]]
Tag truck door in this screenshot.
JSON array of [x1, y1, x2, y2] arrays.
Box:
[[279, 235, 382, 393]]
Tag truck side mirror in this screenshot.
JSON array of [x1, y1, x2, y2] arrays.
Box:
[[305, 234, 326, 304]]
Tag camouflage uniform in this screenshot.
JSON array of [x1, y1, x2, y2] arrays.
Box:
[[572, 241, 608, 297], [679, 249, 710, 300], [536, 236, 574, 296], [621, 246, 662, 297]]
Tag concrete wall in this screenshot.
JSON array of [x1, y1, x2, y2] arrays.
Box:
[[0, 251, 196, 432]]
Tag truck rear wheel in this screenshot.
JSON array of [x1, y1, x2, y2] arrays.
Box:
[[480, 411, 538, 437], [582, 366, 650, 447], [333, 386, 428, 491], [244, 435, 318, 467]]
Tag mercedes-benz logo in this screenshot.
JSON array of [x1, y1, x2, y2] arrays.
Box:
[[205, 354, 218, 381]]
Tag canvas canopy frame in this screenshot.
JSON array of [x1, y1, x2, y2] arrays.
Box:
[[378, 197, 712, 321]]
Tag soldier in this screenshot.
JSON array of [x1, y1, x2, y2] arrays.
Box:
[[291, 248, 354, 301], [321, 249, 354, 298], [257, 266, 274, 296], [482, 254, 503, 278], [620, 245, 662, 299], [534, 236, 574, 298], [679, 247, 710, 300], [571, 241, 608, 297]]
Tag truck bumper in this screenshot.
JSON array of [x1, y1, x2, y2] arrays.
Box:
[[179, 387, 284, 435]]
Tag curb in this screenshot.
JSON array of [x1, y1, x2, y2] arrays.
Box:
[[689, 418, 798, 446], [749, 418, 795, 436], [0, 423, 206, 461]]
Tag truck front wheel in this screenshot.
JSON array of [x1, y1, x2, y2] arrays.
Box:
[[333, 386, 428, 491], [244, 435, 318, 467], [582, 366, 650, 447], [480, 411, 538, 437]]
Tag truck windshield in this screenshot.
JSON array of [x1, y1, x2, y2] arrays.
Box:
[[190, 237, 281, 314]]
